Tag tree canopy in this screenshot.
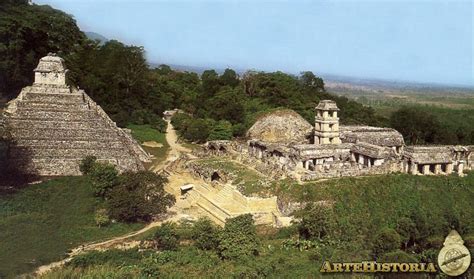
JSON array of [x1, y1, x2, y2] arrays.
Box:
[[1, 1, 468, 146], [0, 1, 85, 98]]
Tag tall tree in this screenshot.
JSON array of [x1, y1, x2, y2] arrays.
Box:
[[0, 1, 86, 98]]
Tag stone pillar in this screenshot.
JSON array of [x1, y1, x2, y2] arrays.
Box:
[[358, 154, 364, 165], [422, 164, 430, 175], [458, 161, 465, 176], [411, 163, 418, 175], [351, 153, 356, 162], [446, 163, 453, 174], [435, 164, 441, 175], [368, 158, 372, 168]]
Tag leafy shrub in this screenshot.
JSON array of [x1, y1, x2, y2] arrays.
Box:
[[68, 249, 143, 268], [154, 222, 179, 251], [296, 203, 335, 240], [79, 156, 97, 175], [107, 171, 175, 223], [379, 250, 418, 262], [372, 228, 402, 257], [208, 120, 233, 141], [153, 117, 167, 133], [396, 217, 417, 249], [192, 217, 220, 250], [217, 214, 259, 260], [88, 162, 119, 199], [130, 109, 167, 133], [94, 208, 110, 227], [282, 239, 319, 251], [271, 225, 298, 239]]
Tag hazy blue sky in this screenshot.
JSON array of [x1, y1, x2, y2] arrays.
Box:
[[35, 0, 473, 86]]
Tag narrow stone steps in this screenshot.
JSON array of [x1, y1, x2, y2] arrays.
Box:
[[9, 146, 132, 159], [213, 186, 236, 203], [22, 92, 84, 103], [194, 196, 231, 224], [7, 119, 107, 130], [14, 106, 88, 113], [9, 128, 120, 140], [13, 139, 124, 149], [16, 100, 88, 110], [11, 110, 94, 121]]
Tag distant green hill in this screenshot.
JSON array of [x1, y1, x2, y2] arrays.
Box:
[[85, 32, 108, 44]]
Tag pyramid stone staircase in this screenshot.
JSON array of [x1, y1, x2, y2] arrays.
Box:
[[2, 53, 150, 176]]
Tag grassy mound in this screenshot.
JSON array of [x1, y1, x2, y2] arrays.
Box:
[[127, 124, 169, 163], [0, 176, 143, 277]]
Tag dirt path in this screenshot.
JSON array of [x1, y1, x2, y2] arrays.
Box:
[[152, 120, 192, 171], [33, 120, 192, 277], [34, 214, 183, 276]]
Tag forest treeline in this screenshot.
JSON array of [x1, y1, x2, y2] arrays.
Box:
[[1, 1, 472, 145]]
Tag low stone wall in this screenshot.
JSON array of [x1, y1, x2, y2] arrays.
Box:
[[300, 160, 402, 181]]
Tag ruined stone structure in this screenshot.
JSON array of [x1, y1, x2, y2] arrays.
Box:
[[206, 100, 472, 180], [2, 54, 151, 176], [314, 100, 341, 144], [246, 109, 313, 143]]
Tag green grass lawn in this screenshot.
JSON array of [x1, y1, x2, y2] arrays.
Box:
[[0, 176, 143, 278], [40, 172, 474, 278], [126, 124, 170, 165]]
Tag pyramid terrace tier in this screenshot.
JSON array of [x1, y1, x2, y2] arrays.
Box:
[[9, 157, 144, 176], [8, 127, 124, 141], [7, 119, 109, 130], [15, 100, 89, 111], [13, 139, 126, 149], [10, 109, 98, 121], [9, 146, 136, 159]]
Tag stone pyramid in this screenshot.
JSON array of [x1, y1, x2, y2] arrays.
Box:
[[3, 53, 151, 176]]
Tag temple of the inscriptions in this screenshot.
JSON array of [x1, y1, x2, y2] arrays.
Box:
[[2, 53, 151, 176], [205, 100, 472, 180]]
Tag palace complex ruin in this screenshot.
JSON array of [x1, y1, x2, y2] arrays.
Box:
[[2, 54, 150, 176], [205, 100, 473, 180]]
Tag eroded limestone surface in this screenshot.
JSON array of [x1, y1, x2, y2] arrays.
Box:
[[205, 100, 473, 180], [246, 109, 313, 144], [2, 54, 150, 176]]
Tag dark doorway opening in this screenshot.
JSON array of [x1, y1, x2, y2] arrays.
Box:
[[211, 171, 221, 182]]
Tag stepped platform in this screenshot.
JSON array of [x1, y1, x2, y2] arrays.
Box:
[[2, 53, 151, 176], [185, 182, 280, 226]]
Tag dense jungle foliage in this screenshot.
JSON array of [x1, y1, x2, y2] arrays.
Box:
[[41, 172, 474, 278], [1, 1, 472, 145]]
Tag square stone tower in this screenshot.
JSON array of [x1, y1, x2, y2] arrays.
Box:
[[314, 100, 341, 144]]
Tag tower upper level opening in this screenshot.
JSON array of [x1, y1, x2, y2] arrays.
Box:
[[314, 100, 341, 145], [315, 100, 339, 119]]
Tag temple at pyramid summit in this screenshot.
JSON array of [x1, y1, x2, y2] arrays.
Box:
[[2, 53, 151, 176]]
